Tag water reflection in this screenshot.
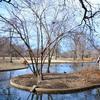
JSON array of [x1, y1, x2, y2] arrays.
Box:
[[0, 63, 100, 100], [25, 91, 100, 100], [43, 64, 74, 73], [0, 87, 21, 100]]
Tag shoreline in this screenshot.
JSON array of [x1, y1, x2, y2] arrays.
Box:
[[0, 57, 96, 63], [0, 57, 96, 71]]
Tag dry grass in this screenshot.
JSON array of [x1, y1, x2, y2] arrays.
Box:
[[0, 58, 27, 71], [0, 57, 96, 64], [10, 68, 100, 94], [0, 57, 96, 71]]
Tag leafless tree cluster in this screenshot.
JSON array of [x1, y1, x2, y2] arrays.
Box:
[[0, 0, 100, 84], [0, 37, 25, 57]]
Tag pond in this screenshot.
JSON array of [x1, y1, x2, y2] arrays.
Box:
[[0, 63, 100, 100]]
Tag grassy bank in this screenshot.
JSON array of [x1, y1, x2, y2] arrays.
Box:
[[0, 57, 96, 71]]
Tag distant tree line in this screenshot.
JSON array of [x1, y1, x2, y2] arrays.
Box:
[[0, 37, 25, 57]]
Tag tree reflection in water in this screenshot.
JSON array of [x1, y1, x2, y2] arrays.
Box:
[[26, 94, 53, 100], [0, 87, 21, 100], [0, 88, 100, 100], [96, 89, 100, 96], [25, 91, 100, 100]]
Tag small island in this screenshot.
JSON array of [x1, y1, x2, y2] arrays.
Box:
[[10, 68, 100, 94]]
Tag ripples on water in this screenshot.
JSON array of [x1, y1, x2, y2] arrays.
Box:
[[0, 63, 100, 100]]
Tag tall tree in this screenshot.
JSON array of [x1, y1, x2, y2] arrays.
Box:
[[0, 0, 100, 88]]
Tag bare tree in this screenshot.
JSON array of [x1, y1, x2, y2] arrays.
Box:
[[0, 0, 100, 91]]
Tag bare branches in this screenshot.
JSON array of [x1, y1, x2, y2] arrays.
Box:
[[79, 0, 100, 21], [0, 0, 11, 3]]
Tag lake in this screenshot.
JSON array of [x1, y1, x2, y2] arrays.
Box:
[[0, 63, 100, 100]]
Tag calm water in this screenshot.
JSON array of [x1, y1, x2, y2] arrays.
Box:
[[0, 63, 100, 100]]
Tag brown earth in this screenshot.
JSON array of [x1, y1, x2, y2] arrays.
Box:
[[10, 68, 100, 94]]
